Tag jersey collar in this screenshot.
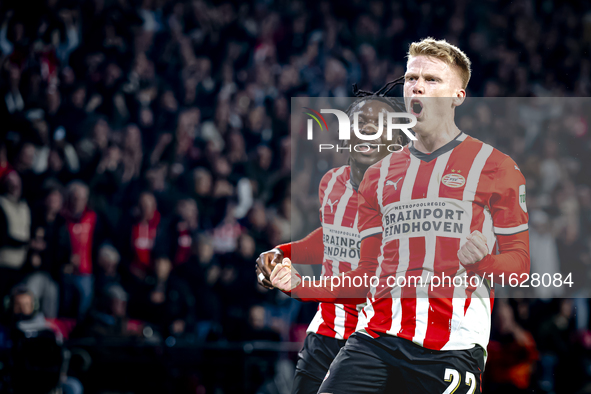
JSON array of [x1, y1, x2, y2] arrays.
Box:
[[409, 132, 466, 163]]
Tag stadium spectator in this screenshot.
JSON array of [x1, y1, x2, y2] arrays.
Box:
[[1, 285, 83, 394], [130, 254, 195, 337], [73, 284, 138, 339], [122, 191, 161, 280], [486, 300, 539, 394], [95, 243, 123, 297], [0, 171, 30, 297], [55, 181, 103, 318]]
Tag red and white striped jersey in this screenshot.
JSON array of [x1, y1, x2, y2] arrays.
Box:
[[306, 165, 363, 340], [356, 133, 529, 351]]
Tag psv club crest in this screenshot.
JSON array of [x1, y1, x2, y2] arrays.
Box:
[[441, 172, 466, 188]]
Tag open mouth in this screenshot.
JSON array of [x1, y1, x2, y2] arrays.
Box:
[[410, 99, 423, 116]]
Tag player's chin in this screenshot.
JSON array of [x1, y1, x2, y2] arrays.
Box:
[[351, 146, 386, 165]]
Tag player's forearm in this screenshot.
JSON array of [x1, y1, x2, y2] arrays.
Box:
[[276, 227, 323, 264], [464, 231, 530, 283], [291, 234, 381, 303]]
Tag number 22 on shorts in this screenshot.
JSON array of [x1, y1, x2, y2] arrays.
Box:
[[443, 368, 476, 394]]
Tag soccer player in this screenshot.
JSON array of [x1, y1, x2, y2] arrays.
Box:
[[256, 86, 406, 394], [271, 38, 530, 393]]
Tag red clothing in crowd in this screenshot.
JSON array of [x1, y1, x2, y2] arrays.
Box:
[[174, 222, 192, 266], [131, 211, 161, 271], [66, 209, 97, 275]]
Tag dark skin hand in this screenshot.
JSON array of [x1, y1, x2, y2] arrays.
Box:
[[255, 98, 403, 289], [255, 248, 283, 289]]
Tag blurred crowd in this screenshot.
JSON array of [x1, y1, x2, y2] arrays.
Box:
[[0, 0, 590, 392]]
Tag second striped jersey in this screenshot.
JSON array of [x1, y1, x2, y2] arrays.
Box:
[[305, 165, 363, 339]]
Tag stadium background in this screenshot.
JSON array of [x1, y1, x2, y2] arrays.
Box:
[[0, 0, 590, 393]]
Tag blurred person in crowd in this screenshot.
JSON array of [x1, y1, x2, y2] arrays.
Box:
[[0, 171, 31, 298], [143, 163, 179, 218], [211, 155, 235, 197], [191, 167, 217, 229], [243, 201, 269, 253], [224, 129, 248, 171], [247, 144, 274, 200], [211, 200, 242, 254], [537, 299, 578, 393], [76, 117, 111, 181], [220, 233, 271, 340], [154, 87, 179, 140], [72, 284, 139, 339], [93, 62, 129, 127], [1, 285, 84, 394], [3, 285, 62, 342], [273, 197, 292, 245], [0, 61, 24, 119], [121, 123, 144, 183], [95, 243, 123, 296], [177, 234, 222, 327], [13, 142, 40, 203], [55, 181, 104, 318], [24, 185, 64, 318], [153, 197, 199, 268], [151, 108, 200, 171], [123, 191, 161, 280], [61, 83, 90, 144], [90, 142, 126, 228], [0, 139, 11, 181], [130, 254, 195, 338], [485, 300, 538, 394], [30, 113, 80, 179], [243, 304, 281, 342], [43, 144, 78, 186], [528, 210, 562, 298], [317, 57, 349, 97]]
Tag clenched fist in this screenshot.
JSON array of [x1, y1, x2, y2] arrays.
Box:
[[255, 248, 284, 289], [270, 258, 301, 292], [458, 230, 489, 266]]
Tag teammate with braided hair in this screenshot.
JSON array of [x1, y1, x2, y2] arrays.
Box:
[[255, 79, 407, 394]]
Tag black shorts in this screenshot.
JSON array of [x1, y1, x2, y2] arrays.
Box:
[[292, 333, 347, 394], [318, 332, 485, 394]]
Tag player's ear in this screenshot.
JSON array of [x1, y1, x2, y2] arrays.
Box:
[[452, 89, 466, 108]]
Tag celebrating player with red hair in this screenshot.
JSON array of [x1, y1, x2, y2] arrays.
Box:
[[272, 38, 530, 393]]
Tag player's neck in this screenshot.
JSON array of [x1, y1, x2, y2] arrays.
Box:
[[349, 161, 368, 190], [413, 120, 461, 154]]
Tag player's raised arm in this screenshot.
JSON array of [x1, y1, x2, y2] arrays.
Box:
[[256, 227, 324, 289], [271, 164, 384, 304], [271, 234, 381, 304], [459, 157, 530, 283]]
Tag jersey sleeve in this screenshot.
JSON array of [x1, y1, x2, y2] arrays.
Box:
[[357, 165, 382, 239], [488, 157, 529, 235], [466, 156, 530, 283]]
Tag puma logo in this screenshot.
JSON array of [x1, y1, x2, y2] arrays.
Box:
[[386, 177, 403, 190], [327, 198, 339, 213]]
